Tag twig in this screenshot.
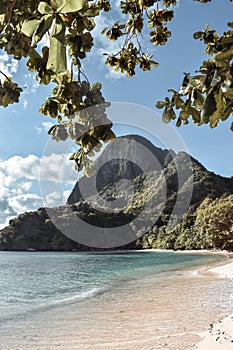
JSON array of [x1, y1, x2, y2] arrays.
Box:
[[0, 70, 11, 82]]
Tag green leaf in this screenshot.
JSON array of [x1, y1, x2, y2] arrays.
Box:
[[156, 101, 167, 109], [223, 88, 233, 99], [179, 108, 191, 120], [46, 17, 67, 73], [201, 91, 216, 121], [48, 125, 57, 134], [38, 2, 53, 14], [175, 96, 183, 109], [210, 110, 220, 128], [227, 21, 233, 29], [216, 46, 233, 62], [57, 0, 88, 14], [21, 19, 42, 37], [201, 114, 210, 124], [51, 16, 66, 44], [162, 107, 173, 123], [102, 130, 116, 142], [34, 15, 54, 43], [150, 60, 159, 67], [91, 82, 102, 91], [190, 107, 201, 124], [28, 48, 42, 60], [193, 31, 202, 40], [69, 153, 76, 160], [221, 104, 231, 121], [210, 89, 224, 128], [176, 117, 181, 127], [195, 92, 204, 109], [168, 107, 176, 120], [101, 27, 108, 35], [50, 0, 64, 9], [81, 8, 101, 17]]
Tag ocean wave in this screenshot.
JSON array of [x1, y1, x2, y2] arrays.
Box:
[[43, 286, 107, 309], [0, 286, 108, 323]]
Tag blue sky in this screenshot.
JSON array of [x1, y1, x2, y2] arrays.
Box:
[[0, 0, 233, 228]]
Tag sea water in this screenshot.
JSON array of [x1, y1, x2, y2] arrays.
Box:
[[0, 251, 224, 322], [0, 251, 232, 350]]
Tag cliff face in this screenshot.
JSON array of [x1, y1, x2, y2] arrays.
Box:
[[67, 135, 176, 204], [0, 134, 233, 251]]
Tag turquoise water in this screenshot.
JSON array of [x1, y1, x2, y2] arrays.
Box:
[[0, 251, 226, 323]]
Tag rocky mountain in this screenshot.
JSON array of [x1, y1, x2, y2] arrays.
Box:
[[67, 135, 176, 204], [0, 134, 233, 251]]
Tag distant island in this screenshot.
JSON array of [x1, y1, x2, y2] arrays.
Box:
[[0, 134, 233, 252]]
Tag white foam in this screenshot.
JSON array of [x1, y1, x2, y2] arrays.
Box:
[[40, 286, 107, 310]]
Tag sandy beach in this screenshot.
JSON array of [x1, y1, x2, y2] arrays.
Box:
[[0, 250, 232, 350], [191, 260, 233, 350]]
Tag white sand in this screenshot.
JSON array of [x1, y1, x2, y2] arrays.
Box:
[[192, 313, 233, 350], [192, 260, 233, 349], [209, 261, 233, 279]]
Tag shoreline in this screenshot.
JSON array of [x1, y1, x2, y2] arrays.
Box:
[[95, 247, 233, 256], [0, 249, 232, 349], [86, 248, 233, 258], [191, 313, 233, 350], [191, 260, 233, 349], [135, 248, 233, 256]]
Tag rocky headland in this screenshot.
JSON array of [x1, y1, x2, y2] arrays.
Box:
[[0, 134, 233, 251]]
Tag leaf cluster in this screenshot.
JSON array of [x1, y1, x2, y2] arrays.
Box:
[[156, 23, 233, 130], [192, 196, 233, 250], [0, 0, 114, 174], [0, 78, 23, 107], [43, 74, 115, 175], [102, 0, 176, 76], [137, 195, 233, 251], [105, 44, 158, 77]]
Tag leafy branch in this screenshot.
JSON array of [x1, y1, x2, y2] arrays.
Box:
[[156, 22, 233, 130], [0, 0, 232, 175], [102, 0, 176, 76]]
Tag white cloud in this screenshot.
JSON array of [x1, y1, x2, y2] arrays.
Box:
[[92, 12, 119, 55], [0, 198, 17, 228], [0, 163, 42, 228], [22, 99, 28, 108], [0, 153, 78, 229], [0, 52, 19, 82], [63, 189, 71, 200], [45, 191, 65, 206], [8, 193, 43, 214], [22, 73, 40, 95], [36, 121, 55, 134], [105, 68, 126, 80], [21, 181, 33, 191], [40, 154, 77, 184], [1, 154, 40, 180], [1, 153, 77, 184]]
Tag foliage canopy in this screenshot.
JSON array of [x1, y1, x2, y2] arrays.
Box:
[[0, 0, 232, 173], [140, 195, 233, 251]]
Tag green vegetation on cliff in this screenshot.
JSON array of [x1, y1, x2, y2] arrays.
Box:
[[139, 195, 233, 251]]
